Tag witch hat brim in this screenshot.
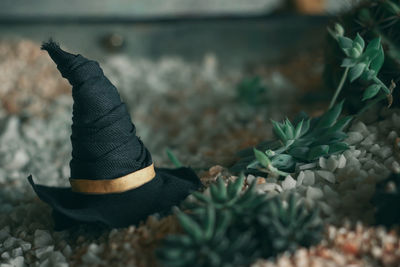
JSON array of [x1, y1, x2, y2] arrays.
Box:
[[28, 41, 202, 230], [29, 167, 201, 230]]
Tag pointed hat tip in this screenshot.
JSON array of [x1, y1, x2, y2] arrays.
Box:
[[41, 38, 61, 52], [40, 39, 77, 67]]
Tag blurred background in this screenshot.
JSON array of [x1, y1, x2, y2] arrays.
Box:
[[0, 0, 359, 174]]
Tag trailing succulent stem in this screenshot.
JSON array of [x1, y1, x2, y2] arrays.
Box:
[[325, 0, 400, 111], [328, 23, 394, 109], [157, 177, 324, 267], [231, 101, 352, 177]]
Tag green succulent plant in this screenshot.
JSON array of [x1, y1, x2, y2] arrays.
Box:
[[157, 206, 259, 267], [328, 23, 395, 112], [231, 101, 352, 177], [236, 76, 268, 106], [258, 194, 324, 253], [157, 176, 324, 267], [372, 172, 400, 227], [324, 0, 400, 111]]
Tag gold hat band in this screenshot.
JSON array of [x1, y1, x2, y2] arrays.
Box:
[[69, 163, 156, 194]]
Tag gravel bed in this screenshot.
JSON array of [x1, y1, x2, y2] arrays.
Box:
[[252, 222, 400, 267], [1, 39, 399, 266]]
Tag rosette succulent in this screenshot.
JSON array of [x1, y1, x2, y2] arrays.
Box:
[[157, 177, 324, 266], [231, 101, 352, 177]]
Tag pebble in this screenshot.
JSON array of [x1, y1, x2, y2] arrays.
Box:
[[6, 149, 29, 170], [11, 247, 22, 257], [302, 170, 315, 186], [35, 246, 54, 260], [316, 170, 335, 183], [345, 131, 364, 145], [296, 171, 305, 186], [376, 146, 392, 159], [350, 121, 369, 137], [387, 130, 398, 141], [298, 162, 317, 170], [306, 186, 324, 200], [282, 175, 296, 190], [34, 230, 53, 248], [20, 241, 31, 252], [337, 155, 346, 168], [3, 237, 17, 249]]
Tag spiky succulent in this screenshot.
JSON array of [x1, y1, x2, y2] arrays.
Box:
[[258, 194, 324, 253], [231, 101, 352, 177], [157, 206, 259, 267], [157, 177, 324, 266], [324, 0, 400, 111], [372, 172, 400, 227]]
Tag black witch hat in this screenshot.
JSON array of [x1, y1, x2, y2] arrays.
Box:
[[28, 41, 201, 230]]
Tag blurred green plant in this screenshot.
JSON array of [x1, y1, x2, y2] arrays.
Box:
[[157, 176, 324, 267], [372, 172, 400, 227], [166, 148, 183, 168], [231, 101, 352, 177], [236, 76, 268, 106]]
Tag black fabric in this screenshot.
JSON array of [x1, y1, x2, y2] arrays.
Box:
[[41, 41, 152, 180], [28, 167, 201, 229], [28, 41, 202, 230]]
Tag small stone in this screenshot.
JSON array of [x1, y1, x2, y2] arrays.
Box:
[[1, 252, 10, 259], [11, 247, 22, 257], [62, 245, 72, 258], [306, 186, 324, 200], [9, 256, 24, 267], [246, 174, 256, 184], [392, 161, 400, 173], [387, 130, 398, 141], [337, 154, 346, 168], [38, 259, 50, 267], [302, 170, 315, 186], [3, 237, 17, 249], [282, 175, 296, 190], [19, 242, 32, 251], [316, 170, 336, 183], [376, 146, 392, 159], [345, 131, 364, 145], [49, 251, 66, 264], [35, 245, 54, 260], [298, 162, 317, 170], [256, 183, 278, 193], [350, 121, 369, 136], [296, 171, 305, 186], [326, 156, 339, 172], [6, 149, 29, 170], [352, 149, 362, 158], [34, 230, 53, 247], [370, 144, 381, 154], [319, 157, 327, 169]]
